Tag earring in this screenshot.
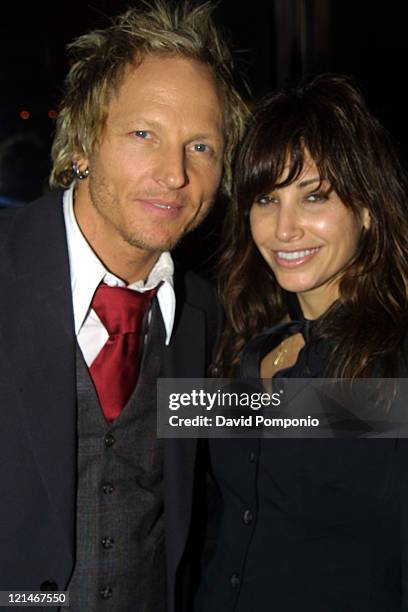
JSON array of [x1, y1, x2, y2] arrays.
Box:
[[72, 161, 90, 180]]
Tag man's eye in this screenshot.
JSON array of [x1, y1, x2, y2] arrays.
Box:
[[134, 130, 150, 139], [192, 143, 209, 153]]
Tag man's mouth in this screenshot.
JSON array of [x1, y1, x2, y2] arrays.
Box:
[[153, 203, 174, 210], [137, 198, 184, 216]]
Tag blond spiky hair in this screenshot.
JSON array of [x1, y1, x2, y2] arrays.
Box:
[[50, 0, 249, 195]]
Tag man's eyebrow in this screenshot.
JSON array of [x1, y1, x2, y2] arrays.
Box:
[[188, 132, 224, 142], [119, 118, 224, 142], [119, 117, 160, 129]]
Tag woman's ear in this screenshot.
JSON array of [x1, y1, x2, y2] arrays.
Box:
[[362, 208, 371, 231]]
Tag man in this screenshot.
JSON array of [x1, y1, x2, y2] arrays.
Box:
[[0, 2, 247, 611]]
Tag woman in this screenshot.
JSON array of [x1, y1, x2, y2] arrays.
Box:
[[197, 75, 408, 611]]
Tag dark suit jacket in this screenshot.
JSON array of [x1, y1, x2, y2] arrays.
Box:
[[0, 190, 220, 612]]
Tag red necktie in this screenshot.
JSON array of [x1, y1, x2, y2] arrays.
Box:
[[89, 283, 157, 422]]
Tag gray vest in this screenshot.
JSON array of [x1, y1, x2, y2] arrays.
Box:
[[65, 304, 167, 612]]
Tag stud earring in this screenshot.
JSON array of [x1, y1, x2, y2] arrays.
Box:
[[72, 161, 90, 180]]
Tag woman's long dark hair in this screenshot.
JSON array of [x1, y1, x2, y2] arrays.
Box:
[[215, 74, 408, 377]]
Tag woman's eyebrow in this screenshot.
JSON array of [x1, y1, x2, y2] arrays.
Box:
[[297, 177, 322, 188]]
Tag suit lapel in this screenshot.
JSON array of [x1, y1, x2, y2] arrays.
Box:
[[0, 191, 77, 558], [162, 303, 206, 378], [161, 284, 206, 586]]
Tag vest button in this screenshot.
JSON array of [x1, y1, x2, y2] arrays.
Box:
[[102, 482, 115, 495], [101, 536, 114, 549], [230, 573, 240, 589], [40, 580, 58, 591], [99, 586, 113, 599], [104, 433, 116, 447], [248, 451, 256, 463], [243, 509, 253, 525]]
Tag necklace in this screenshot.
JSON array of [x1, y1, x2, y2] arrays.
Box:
[[272, 336, 292, 367]]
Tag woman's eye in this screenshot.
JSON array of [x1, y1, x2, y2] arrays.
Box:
[[254, 194, 276, 206], [305, 192, 329, 203]]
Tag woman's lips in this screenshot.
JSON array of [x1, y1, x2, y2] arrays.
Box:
[[273, 247, 321, 267]]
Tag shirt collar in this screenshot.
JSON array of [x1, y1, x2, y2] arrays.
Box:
[[62, 184, 176, 344]]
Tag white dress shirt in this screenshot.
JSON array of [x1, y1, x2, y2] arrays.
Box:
[[62, 185, 176, 366]]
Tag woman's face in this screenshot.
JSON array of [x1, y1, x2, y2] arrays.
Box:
[[249, 158, 370, 318]]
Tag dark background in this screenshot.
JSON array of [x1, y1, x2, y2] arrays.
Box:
[[1, 0, 407, 270]]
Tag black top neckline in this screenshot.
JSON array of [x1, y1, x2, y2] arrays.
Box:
[[238, 292, 317, 380]]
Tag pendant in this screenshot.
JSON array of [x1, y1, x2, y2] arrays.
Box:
[[273, 344, 289, 366]]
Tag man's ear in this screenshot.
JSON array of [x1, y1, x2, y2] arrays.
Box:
[[75, 154, 90, 173], [72, 152, 90, 181]]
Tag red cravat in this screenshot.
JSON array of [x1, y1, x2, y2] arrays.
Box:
[[89, 283, 157, 422]]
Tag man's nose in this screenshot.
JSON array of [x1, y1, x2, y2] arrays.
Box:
[[274, 204, 304, 242], [153, 146, 188, 190]]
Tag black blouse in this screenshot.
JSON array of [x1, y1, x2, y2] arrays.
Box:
[[197, 297, 405, 612]]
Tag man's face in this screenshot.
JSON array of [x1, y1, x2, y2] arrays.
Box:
[[75, 55, 225, 272]]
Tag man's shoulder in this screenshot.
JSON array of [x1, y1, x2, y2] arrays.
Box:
[[0, 189, 64, 239], [1, 186, 62, 214], [0, 189, 66, 276], [0, 207, 17, 234]]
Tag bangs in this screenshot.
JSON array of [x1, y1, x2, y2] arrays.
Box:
[[237, 129, 333, 210], [235, 93, 359, 214], [234, 82, 377, 214]]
